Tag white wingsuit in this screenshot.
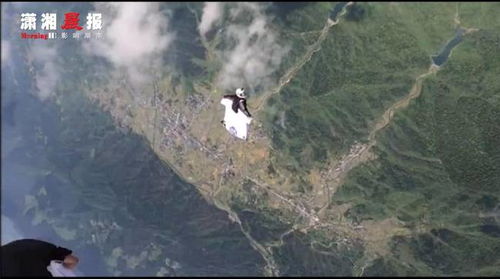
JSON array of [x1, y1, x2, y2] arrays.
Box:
[[220, 88, 253, 140]]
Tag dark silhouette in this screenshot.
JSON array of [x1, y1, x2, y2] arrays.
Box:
[[1, 239, 79, 277]]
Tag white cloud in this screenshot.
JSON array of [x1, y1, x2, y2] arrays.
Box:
[[216, 3, 290, 94], [84, 2, 173, 89], [29, 42, 60, 101], [198, 2, 223, 37]]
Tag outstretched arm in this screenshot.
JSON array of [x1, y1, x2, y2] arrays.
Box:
[[239, 100, 252, 118]]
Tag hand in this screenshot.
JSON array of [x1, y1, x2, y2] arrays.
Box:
[[62, 254, 79, 270]]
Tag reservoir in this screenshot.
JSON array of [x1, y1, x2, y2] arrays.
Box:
[[431, 28, 466, 66]]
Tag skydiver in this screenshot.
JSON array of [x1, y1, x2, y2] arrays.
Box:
[[220, 88, 253, 140], [223, 88, 252, 118]]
